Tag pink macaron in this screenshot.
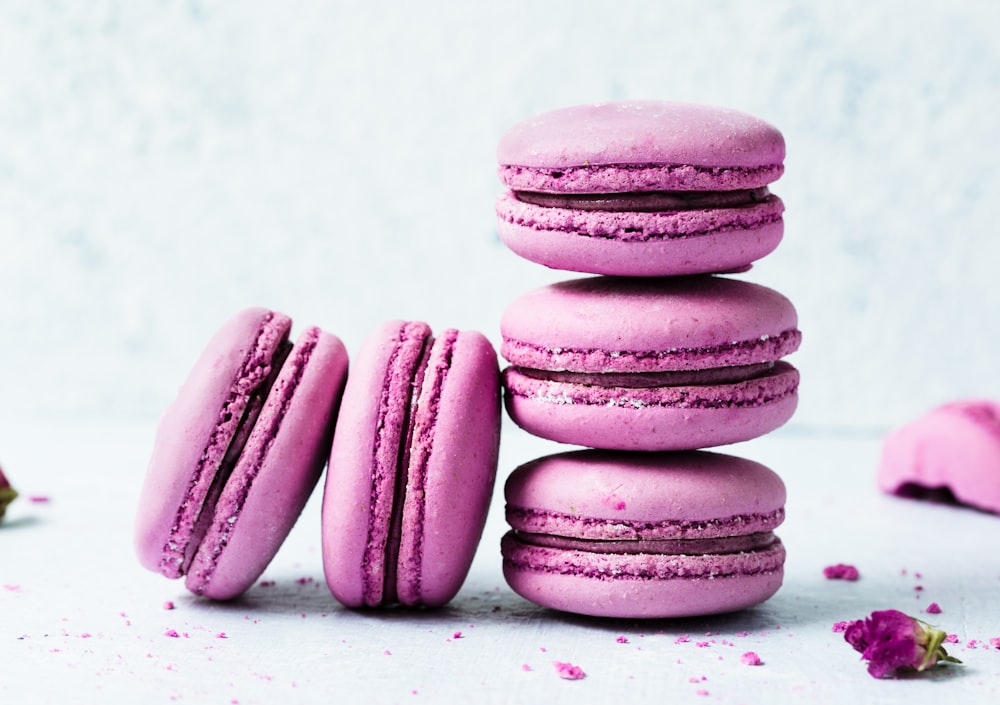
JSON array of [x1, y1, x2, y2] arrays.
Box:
[[135, 308, 349, 599], [501, 275, 801, 451], [878, 400, 1000, 514], [496, 100, 785, 276], [321, 320, 501, 608], [501, 449, 787, 618]]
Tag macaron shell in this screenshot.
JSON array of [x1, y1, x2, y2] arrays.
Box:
[[135, 308, 292, 578], [186, 327, 348, 599], [878, 400, 1000, 514], [502, 361, 799, 451], [395, 330, 501, 606], [501, 533, 785, 619], [495, 191, 783, 277], [504, 450, 786, 536], [322, 320, 421, 608], [497, 101, 785, 192], [500, 276, 800, 374]]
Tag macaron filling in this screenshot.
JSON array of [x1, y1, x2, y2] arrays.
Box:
[[362, 322, 460, 606], [513, 186, 772, 212], [514, 361, 776, 388], [501, 532, 786, 581], [159, 313, 292, 578], [501, 329, 801, 375], [514, 531, 777, 555]]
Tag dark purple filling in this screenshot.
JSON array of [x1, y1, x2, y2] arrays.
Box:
[[515, 362, 775, 389], [515, 531, 776, 556], [514, 187, 770, 212], [183, 338, 292, 574]]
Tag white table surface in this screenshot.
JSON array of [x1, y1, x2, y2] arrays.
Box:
[[2, 419, 998, 704]]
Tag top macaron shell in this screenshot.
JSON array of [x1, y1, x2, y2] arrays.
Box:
[[322, 321, 501, 608], [505, 450, 787, 540], [498, 101, 785, 192], [501, 275, 800, 374], [496, 101, 786, 276]]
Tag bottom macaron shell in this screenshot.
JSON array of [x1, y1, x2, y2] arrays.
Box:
[[501, 533, 785, 619], [496, 210, 783, 277], [503, 362, 798, 451], [187, 329, 348, 599]]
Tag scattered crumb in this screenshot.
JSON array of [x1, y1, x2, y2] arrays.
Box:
[[616, 636, 629, 644], [29, 495, 51, 503], [832, 622, 849, 633], [926, 602, 942, 614], [915, 585, 924, 591], [163, 601, 175, 611], [823, 564, 860, 580], [740, 652, 763, 666], [553, 661, 586, 680], [945, 634, 959, 644], [675, 635, 690, 644], [990, 638, 1000, 649], [384, 650, 392, 656], [521, 664, 532, 672], [696, 690, 709, 696], [164, 629, 180, 638], [452, 631, 463, 640]]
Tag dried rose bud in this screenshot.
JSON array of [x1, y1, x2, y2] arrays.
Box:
[[0, 464, 17, 522], [843, 609, 961, 678]]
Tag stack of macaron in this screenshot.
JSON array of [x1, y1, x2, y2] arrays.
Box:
[[494, 101, 801, 618]]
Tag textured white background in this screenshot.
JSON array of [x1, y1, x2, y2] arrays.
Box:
[[1, 0, 999, 431]]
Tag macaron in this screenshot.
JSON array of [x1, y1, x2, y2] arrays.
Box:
[[135, 308, 349, 599], [322, 320, 501, 608], [878, 400, 1000, 514], [496, 100, 785, 276], [501, 275, 801, 451], [501, 449, 787, 618]]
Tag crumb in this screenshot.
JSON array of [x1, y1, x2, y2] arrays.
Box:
[[452, 631, 463, 640], [926, 602, 942, 614], [616, 636, 629, 644], [696, 690, 709, 696], [215, 632, 227, 639], [740, 652, 762, 666], [914, 585, 924, 591], [164, 629, 180, 638], [553, 661, 586, 680], [29, 495, 50, 503], [832, 622, 849, 633], [163, 601, 175, 610], [945, 634, 959, 644], [384, 650, 392, 656], [521, 664, 532, 672], [696, 641, 711, 648], [675, 635, 690, 644], [823, 564, 860, 580], [989, 638, 1000, 649]]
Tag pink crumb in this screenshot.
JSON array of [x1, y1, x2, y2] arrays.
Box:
[[215, 632, 227, 639], [163, 601, 175, 610], [29, 495, 50, 503], [832, 622, 849, 633], [926, 602, 942, 614], [945, 634, 959, 644], [696, 690, 709, 696], [740, 652, 762, 666], [521, 664, 532, 672], [914, 585, 924, 591], [989, 638, 1000, 649], [553, 661, 586, 680], [675, 635, 690, 644], [616, 636, 629, 644], [164, 629, 180, 638], [452, 631, 463, 639], [823, 564, 859, 581]]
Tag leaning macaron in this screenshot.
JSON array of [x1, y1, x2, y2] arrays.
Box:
[[501, 449, 787, 618], [322, 320, 501, 608], [135, 308, 349, 599], [501, 275, 801, 451], [878, 400, 1000, 514], [496, 100, 785, 276]]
